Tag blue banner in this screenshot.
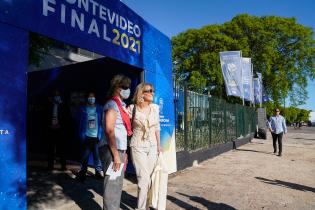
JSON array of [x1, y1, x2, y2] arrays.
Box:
[[242, 57, 252, 101], [257, 72, 262, 82], [254, 72, 269, 104], [219, 51, 243, 98], [262, 85, 270, 103], [0, 0, 144, 68], [254, 78, 262, 104]]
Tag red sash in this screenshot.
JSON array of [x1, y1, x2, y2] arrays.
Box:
[[111, 97, 133, 137]]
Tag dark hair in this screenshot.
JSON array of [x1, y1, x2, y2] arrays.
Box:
[[107, 75, 131, 97], [86, 91, 96, 98]]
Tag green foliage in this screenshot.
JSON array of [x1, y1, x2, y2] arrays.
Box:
[[296, 109, 311, 122], [283, 107, 298, 123], [264, 102, 310, 123], [172, 14, 315, 105], [29, 33, 54, 66]]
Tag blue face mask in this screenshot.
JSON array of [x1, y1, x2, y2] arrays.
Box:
[[88, 97, 96, 104], [53, 96, 61, 103]]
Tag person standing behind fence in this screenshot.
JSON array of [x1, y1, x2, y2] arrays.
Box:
[[76, 92, 103, 182], [45, 90, 69, 171], [268, 108, 287, 157], [127, 83, 162, 210], [99, 75, 132, 210]]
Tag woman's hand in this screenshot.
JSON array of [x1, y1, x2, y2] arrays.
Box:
[[113, 155, 121, 172], [157, 146, 163, 154]]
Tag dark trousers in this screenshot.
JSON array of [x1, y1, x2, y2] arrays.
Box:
[[272, 132, 283, 154], [47, 128, 66, 169], [81, 136, 102, 173]]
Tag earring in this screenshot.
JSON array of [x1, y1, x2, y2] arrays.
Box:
[[139, 96, 144, 103]]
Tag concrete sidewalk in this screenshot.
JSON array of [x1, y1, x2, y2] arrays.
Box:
[[28, 127, 315, 210]]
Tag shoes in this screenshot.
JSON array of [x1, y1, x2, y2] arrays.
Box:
[[95, 171, 104, 179], [277, 153, 282, 157], [273, 150, 277, 154]]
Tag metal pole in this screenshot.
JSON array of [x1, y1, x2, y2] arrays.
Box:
[[184, 82, 188, 151], [241, 51, 245, 106], [208, 96, 212, 147], [224, 101, 228, 143], [251, 63, 254, 108], [260, 77, 262, 108]]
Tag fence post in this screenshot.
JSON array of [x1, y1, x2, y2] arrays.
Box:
[[224, 100, 228, 143], [208, 96, 212, 147], [184, 82, 188, 151], [244, 107, 246, 136], [234, 104, 239, 139]]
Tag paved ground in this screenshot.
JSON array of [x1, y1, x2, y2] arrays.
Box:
[[28, 127, 315, 210]]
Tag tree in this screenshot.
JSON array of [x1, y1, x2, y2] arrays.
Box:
[[296, 109, 311, 122], [172, 14, 315, 105], [264, 102, 310, 124], [283, 107, 298, 124], [29, 33, 54, 66]]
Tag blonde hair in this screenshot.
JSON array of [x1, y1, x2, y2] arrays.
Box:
[[107, 74, 131, 98], [132, 83, 154, 105]]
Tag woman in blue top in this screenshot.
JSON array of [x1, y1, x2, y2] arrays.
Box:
[[76, 92, 103, 182], [99, 75, 132, 210]]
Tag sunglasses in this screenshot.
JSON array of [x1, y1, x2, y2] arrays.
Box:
[[143, 89, 155, 94], [120, 86, 130, 90]]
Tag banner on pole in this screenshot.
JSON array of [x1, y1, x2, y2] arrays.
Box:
[[262, 86, 270, 103], [251, 64, 255, 104], [242, 57, 252, 101], [219, 51, 243, 98], [254, 78, 262, 104], [257, 72, 262, 82]]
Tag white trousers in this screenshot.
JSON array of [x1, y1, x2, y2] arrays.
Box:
[[131, 145, 158, 210]]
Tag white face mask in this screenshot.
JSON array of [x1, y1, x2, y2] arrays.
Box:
[[120, 88, 130, 99], [87, 97, 96, 105]]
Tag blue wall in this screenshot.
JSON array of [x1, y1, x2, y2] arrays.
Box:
[[0, 22, 28, 210], [0, 1, 174, 209]]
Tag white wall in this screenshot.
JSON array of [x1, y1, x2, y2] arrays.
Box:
[[310, 112, 315, 123]]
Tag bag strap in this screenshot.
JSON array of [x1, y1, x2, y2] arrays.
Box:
[[131, 104, 136, 128]]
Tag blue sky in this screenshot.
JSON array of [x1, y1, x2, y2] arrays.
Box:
[[122, 0, 315, 111]]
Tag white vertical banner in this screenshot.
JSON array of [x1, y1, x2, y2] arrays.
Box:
[[254, 78, 261, 104], [241, 57, 252, 101], [257, 72, 263, 107], [219, 51, 243, 98]]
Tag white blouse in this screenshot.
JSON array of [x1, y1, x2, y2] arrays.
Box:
[[127, 103, 160, 148]]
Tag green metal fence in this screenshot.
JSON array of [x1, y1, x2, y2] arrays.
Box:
[[174, 81, 257, 152]]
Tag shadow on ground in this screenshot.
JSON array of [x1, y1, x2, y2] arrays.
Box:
[[167, 192, 236, 210], [27, 166, 137, 210], [291, 137, 315, 141], [236, 148, 274, 155], [255, 177, 315, 193]]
